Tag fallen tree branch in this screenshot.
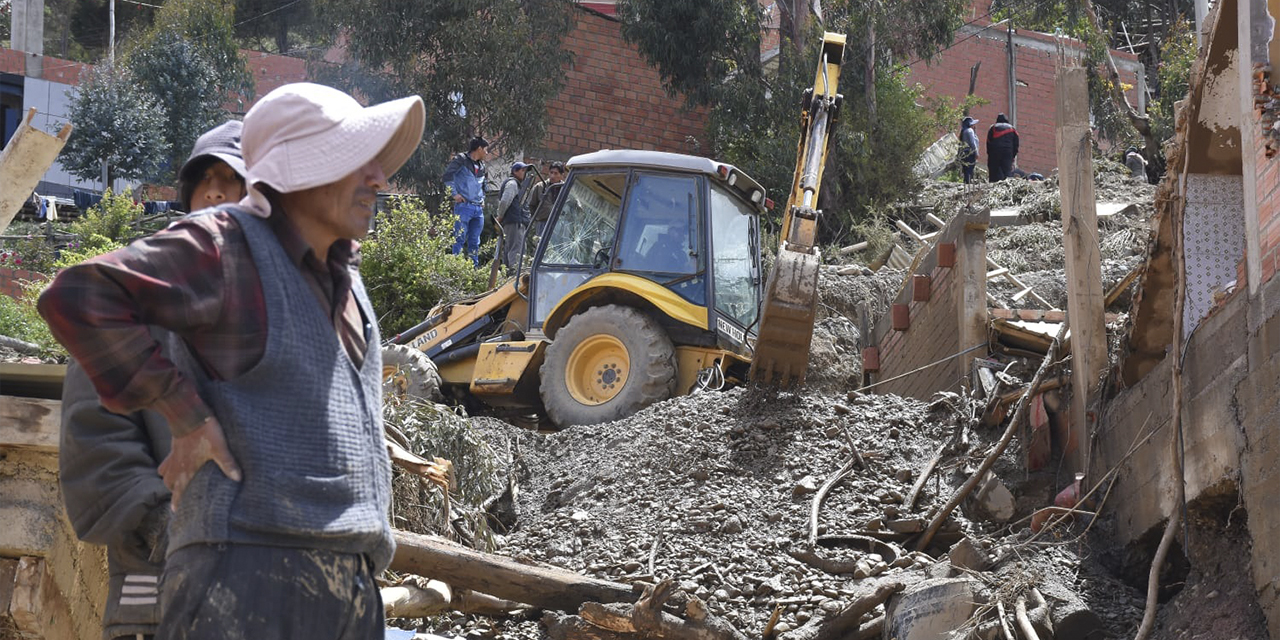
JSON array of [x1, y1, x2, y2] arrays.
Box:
[[382, 576, 526, 619], [916, 321, 1068, 552], [0, 334, 41, 355], [809, 453, 859, 548], [390, 529, 636, 612], [777, 579, 904, 640], [577, 580, 748, 640], [1015, 596, 1043, 640]]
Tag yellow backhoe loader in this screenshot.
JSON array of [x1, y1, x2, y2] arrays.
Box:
[[382, 32, 845, 427]]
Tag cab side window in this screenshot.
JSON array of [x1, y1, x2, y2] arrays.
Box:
[[616, 173, 702, 275]]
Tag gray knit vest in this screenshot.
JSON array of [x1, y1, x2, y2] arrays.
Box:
[[167, 207, 394, 571]]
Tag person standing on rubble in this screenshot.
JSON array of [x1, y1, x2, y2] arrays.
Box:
[[58, 120, 247, 640], [986, 113, 1020, 182], [496, 161, 532, 269], [39, 82, 431, 639], [1125, 146, 1148, 180], [959, 116, 979, 184], [443, 136, 489, 266], [528, 160, 566, 238]]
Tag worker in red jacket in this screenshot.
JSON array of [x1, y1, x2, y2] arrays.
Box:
[[986, 113, 1020, 182]]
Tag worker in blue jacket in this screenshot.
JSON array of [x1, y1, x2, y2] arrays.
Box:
[[443, 136, 489, 266]]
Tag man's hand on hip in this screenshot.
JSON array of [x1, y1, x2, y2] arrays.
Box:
[[158, 417, 242, 510], [453, 194, 465, 204]]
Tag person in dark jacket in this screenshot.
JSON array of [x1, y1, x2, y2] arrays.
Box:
[[959, 116, 980, 184], [497, 161, 531, 268], [40, 83, 431, 640], [59, 121, 247, 640], [986, 113, 1020, 182]]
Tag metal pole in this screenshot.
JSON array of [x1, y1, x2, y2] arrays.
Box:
[[1007, 20, 1017, 128], [109, 0, 116, 63]]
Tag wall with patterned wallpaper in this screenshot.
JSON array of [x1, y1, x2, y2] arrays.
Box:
[[1183, 174, 1246, 337]]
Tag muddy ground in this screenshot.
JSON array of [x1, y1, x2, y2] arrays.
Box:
[[389, 169, 1268, 639], [2, 164, 1268, 639]]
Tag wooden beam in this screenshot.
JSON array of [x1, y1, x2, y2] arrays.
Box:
[[389, 530, 636, 612], [1055, 54, 1107, 474], [0, 396, 61, 452]]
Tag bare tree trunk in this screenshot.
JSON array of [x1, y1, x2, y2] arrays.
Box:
[[1081, 0, 1155, 155], [865, 21, 877, 120]]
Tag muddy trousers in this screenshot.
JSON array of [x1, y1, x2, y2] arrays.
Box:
[[157, 544, 383, 640]]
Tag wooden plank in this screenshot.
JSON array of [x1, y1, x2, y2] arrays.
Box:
[[1055, 56, 1107, 474], [0, 396, 61, 452], [0, 108, 73, 234]]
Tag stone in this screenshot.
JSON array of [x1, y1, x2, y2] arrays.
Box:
[[948, 537, 989, 572], [793, 476, 819, 497], [722, 516, 745, 535], [968, 475, 1016, 523]]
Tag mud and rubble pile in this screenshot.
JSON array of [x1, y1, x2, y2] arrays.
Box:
[[888, 161, 1156, 312], [396, 381, 1154, 639]]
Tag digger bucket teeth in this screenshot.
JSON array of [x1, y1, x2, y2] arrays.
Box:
[[750, 246, 820, 387]]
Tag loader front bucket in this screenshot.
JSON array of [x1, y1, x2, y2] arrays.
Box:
[[750, 245, 820, 386]]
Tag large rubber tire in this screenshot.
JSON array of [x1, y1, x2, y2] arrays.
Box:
[[540, 305, 677, 427], [382, 343, 443, 403]]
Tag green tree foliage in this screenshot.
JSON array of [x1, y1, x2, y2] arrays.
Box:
[[1149, 19, 1195, 148], [312, 0, 575, 195], [619, 0, 963, 242], [234, 0, 318, 54], [360, 197, 493, 335], [0, 281, 59, 355], [60, 62, 171, 184], [710, 44, 940, 244], [125, 0, 254, 181], [617, 0, 763, 107]]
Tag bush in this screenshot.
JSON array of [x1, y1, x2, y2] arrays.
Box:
[[361, 196, 494, 336], [0, 280, 60, 356], [75, 189, 145, 246], [0, 235, 58, 274]]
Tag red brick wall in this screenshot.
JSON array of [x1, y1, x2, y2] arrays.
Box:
[[241, 50, 307, 113], [907, 28, 1140, 175], [1, 49, 92, 84], [540, 9, 708, 159], [0, 267, 49, 301], [873, 261, 964, 398]]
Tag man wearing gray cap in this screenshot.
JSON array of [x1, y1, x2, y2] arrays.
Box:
[[39, 83, 426, 638], [497, 161, 531, 268]]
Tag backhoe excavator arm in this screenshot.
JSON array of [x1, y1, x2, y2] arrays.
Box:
[[750, 32, 845, 386]]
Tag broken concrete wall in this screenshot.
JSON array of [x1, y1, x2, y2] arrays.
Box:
[[1, 396, 106, 640], [866, 207, 988, 399], [1239, 272, 1280, 640], [1096, 289, 1248, 544]]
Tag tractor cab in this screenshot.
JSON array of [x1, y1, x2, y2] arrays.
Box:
[[529, 150, 767, 356]]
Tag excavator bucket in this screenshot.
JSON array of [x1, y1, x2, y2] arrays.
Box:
[[750, 32, 844, 387], [750, 245, 820, 386]]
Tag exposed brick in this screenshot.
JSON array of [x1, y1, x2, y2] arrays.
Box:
[[913, 275, 932, 302], [937, 242, 957, 267], [892, 303, 911, 331]]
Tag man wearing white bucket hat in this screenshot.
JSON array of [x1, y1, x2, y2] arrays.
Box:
[[39, 82, 426, 638]]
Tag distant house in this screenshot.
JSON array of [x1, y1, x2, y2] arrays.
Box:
[[905, 0, 1146, 175]]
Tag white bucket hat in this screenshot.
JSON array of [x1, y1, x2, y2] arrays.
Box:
[[239, 82, 425, 216]]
